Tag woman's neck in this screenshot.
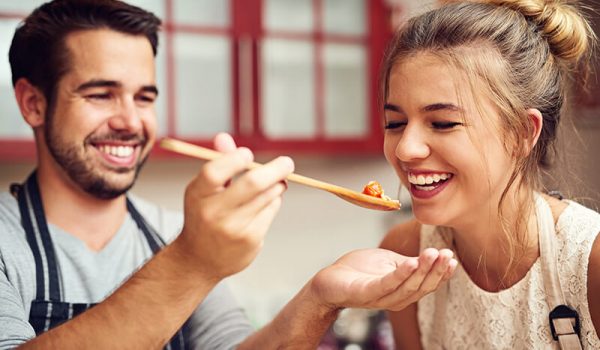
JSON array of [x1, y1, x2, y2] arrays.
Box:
[[449, 190, 540, 292]]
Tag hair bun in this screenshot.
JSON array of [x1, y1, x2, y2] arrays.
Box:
[[484, 0, 594, 62]]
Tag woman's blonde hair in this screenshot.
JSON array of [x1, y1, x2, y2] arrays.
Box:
[[380, 0, 596, 280]]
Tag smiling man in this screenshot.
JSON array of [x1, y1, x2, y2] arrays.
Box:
[[0, 1, 457, 349], [42, 29, 156, 198]]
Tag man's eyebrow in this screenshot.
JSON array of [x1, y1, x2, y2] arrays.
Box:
[[421, 103, 463, 113], [75, 80, 158, 96], [75, 79, 121, 92], [141, 85, 159, 96]]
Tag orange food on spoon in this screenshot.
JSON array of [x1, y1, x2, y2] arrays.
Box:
[[362, 180, 385, 198], [362, 180, 394, 202]]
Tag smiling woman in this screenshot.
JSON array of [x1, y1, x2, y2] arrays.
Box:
[[377, 0, 600, 349]]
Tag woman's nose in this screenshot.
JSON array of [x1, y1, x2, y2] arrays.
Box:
[[395, 125, 431, 161]]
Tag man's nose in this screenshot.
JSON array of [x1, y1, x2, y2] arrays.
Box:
[[108, 97, 143, 132], [395, 125, 431, 161]]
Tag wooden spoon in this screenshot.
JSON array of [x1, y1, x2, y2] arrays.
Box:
[[159, 138, 401, 211]]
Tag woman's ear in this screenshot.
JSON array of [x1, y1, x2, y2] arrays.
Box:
[[14, 78, 47, 128], [524, 108, 543, 156]]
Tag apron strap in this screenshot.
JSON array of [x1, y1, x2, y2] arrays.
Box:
[[16, 171, 61, 301], [16, 172, 168, 301], [16, 172, 187, 348], [536, 194, 582, 350], [126, 198, 166, 253]]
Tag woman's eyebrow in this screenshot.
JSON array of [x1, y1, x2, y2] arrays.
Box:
[[383, 103, 404, 113], [421, 103, 463, 113], [384, 102, 463, 114]]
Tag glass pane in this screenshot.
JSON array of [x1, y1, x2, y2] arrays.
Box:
[[324, 0, 366, 35], [324, 43, 367, 137], [125, 0, 165, 19], [264, 0, 313, 32], [0, 19, 31, 138], [0, 1, 45, 14], [173, 0, 229, 27], [174, 34, 231, 137], [261, 39, 315, 138]]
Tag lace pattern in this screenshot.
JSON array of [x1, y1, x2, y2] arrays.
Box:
[[417, 200, 600, 349]]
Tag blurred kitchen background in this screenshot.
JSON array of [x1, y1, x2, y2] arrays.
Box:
[[1, 0, 598, 348]]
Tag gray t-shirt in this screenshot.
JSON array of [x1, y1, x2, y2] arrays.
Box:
[[0, 191, 253, 349]]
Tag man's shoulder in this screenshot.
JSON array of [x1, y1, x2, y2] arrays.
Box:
[[0, 191, 22, 232], [0, 191, 33, 265]]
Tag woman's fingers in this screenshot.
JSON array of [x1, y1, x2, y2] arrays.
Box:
[[377, 257, 419, 294], [416, 249, 455, 292], [376, 248, 456, 310]]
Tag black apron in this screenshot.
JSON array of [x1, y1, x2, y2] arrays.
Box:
[[12, 171, 186, 349]]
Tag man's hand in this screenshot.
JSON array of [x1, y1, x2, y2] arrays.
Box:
[[309, 247, 457, 312], [175, 133, 294, 282]]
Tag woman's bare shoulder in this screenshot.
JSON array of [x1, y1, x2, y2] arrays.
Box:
[[380, 218, 421, 257]]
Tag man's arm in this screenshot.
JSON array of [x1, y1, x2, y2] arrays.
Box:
[[20, 238, 219, 349], [0, 260, 36, 349], [18, 140, 294, 349], [238, 247, 457, 349]]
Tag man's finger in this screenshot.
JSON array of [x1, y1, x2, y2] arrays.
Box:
[[221, 156, 294, 207], [221, 182, 288, 237], [193, 147, 254, 196], [213, 132, 237, 153]]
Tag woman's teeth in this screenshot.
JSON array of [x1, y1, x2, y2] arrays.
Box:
[[98, 145, 135, 158], [408, 173, 453, 186]]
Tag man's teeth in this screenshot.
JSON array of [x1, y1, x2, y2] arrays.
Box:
[[408, 173, 453, 185], [98, 145, 135, 158]]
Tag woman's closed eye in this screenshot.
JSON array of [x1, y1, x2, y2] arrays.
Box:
[[385, 121, 407, 130], [432, 121, 462, 130]]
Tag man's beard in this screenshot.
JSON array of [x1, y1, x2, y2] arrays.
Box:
[[44, 119, 149, 200]]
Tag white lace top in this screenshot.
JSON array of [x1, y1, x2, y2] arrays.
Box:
[[417, 197, 600, 349]]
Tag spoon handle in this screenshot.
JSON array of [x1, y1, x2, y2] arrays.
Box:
[[159, 138, 400, 211], [159, 138, 341, 191]]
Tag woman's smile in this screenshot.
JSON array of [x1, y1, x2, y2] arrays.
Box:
[[406, 171, 454, 199]]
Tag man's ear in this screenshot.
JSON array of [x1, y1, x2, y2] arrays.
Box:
[[524, 108, 543, 156], [14, 78, 47, 128]]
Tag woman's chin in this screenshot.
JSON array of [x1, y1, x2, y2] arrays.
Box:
[[412, 207, 448, 227]]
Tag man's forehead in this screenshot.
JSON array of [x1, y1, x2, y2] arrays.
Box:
[[62, 29, 156, 89]]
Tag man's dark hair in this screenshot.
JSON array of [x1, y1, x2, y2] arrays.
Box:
[[9, 0, 161, 105]]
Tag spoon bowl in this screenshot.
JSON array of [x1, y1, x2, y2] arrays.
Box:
[[159, 138, 401, 211]]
